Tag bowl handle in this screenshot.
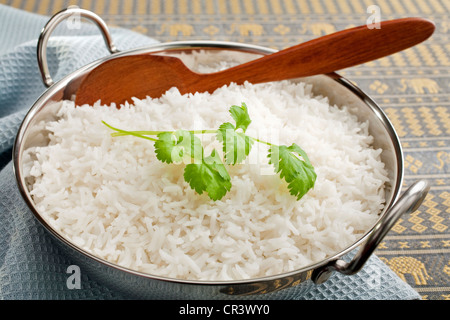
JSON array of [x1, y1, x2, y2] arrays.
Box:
[[37, 6, 119, 87], [311, 179, 430, 284]]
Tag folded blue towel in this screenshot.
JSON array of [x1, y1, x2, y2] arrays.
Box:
[[0, 4, 420, 300]]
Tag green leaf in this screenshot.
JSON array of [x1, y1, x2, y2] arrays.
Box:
[[216, 122, 254, 165], [154, 130, 203, 164], [229, 102, 251, 132], [268, 143, 317, 200], [104, 102, 317, 202], [216, 103, 254, 165], [184, 149, 232, 201]]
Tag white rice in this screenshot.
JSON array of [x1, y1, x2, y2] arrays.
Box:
[[23, 53, 389, 281]]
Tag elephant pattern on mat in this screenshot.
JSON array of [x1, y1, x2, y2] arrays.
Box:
[[398, 78, 440, 94], [380, 256, 432, 285], [299, 22, 336, 36], [227, 23, 264, 36], [156, 23, 195, 36]]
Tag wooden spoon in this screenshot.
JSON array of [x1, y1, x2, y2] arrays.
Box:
[[75, 18, 434, 106]]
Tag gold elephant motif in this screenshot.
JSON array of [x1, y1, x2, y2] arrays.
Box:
[[156, 23, 195, 36], [227, 23, 264, 36], [380, 256, 432, 285], [299, 22, 336, 36], [398, 78, 440, 94]]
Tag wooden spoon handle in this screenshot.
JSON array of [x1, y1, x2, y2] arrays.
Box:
[[194, 18, 435, 91], [75, 17, 434, 106]]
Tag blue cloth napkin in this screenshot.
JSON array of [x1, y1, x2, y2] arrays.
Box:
[[0, 4, 421, 300]]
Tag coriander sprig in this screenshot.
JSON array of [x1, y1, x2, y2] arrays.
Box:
[[103, 103, 316, 201]]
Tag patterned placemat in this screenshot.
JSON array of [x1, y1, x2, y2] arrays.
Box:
[[1, 0, 448, 300]]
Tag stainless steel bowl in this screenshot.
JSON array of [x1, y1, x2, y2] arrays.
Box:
[[12, 7, 429, 299]]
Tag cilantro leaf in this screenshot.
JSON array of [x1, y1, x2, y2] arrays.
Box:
[[217, 122, 254, 165], [184, 149, 232, 201], [154, 130, 203, 164], [229, 102, 252, 132], [216, 103, 254, 165], [104, 103, 317, 202], [268, 143, 316, 200]]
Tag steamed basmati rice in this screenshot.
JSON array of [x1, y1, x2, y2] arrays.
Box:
[[23, 53, 389, 281]]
